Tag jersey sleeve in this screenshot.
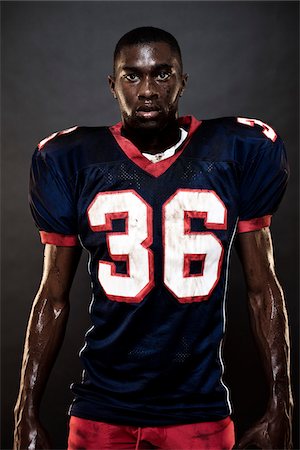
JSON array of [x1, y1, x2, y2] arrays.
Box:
[[29, 146, 80, 246], [238, 135, 289, 233]]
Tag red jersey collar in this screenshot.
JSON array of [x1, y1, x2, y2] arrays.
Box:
[[109, 115, 202, 178]]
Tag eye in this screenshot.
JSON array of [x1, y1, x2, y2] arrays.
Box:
[[125, 73, 140, 82], [156, 71, 171, 81]]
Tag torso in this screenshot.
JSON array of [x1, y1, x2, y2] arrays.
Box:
[[31, 115, 287, 425]]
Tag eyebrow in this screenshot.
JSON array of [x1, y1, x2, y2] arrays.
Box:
[[122, 63, 173, 72]]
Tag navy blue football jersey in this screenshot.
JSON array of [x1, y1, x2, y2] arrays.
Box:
[[29, 116, 289, 426]]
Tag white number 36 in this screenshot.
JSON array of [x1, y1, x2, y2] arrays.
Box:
[[88, 189, 227, 304]]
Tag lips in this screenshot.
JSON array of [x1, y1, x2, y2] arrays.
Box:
[[136, 105, 161, 119], [137, 104, 160, 111]]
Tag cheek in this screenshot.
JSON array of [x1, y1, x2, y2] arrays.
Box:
[[117, 89, 133, 112], [164, 86, 181, 106]]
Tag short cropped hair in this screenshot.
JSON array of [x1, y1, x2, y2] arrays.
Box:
[[113, 26, 183, 73]]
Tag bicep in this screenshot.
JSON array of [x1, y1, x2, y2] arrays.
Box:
[[38, 244, 82, 303], [236, 228, 287, 341], [235, 227, 278, 295]]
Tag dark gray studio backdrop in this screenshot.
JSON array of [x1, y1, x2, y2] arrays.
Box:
[[2, 1, 299, 449]]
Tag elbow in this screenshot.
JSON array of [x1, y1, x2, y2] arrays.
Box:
[[247, 274, 284, 311], [246, 261, 282, 296], [48, 295, 70, 318], [35, 286, 70, 317]]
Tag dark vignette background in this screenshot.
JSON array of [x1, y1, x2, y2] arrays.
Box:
[[1, 1, 299, 449]]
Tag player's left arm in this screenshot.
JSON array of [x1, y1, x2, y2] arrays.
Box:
[[235, 227, 293, 450]]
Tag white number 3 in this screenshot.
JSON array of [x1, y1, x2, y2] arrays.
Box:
[[237, 117, 277, 142], [87, 189, 227, 304]]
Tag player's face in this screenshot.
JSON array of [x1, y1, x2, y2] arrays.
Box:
[[109, 42, 188, 130]]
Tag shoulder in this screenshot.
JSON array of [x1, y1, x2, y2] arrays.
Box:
[[33, 125, 111, 177], [200, 117, 285, 168], [37, 125, 108, 154], [200, 116, 279, 144]]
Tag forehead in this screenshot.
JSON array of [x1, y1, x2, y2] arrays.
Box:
[[115, 42, 181, 71]]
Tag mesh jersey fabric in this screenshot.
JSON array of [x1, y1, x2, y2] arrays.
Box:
[[29, 116, 289, 426]]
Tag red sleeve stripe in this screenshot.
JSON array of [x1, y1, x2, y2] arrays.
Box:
[[40, 231, 80, 246], [237, 215, 272, 233], [38, 126, 78, 151]]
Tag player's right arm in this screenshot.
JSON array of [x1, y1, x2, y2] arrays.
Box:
[[14, 244, 82, 450]]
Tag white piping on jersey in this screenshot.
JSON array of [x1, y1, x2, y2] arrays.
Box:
[[78, 238, 97, 360], [142, 127, 188, 163], [69, 237, 92, 416], [218, 218, 239, 415]]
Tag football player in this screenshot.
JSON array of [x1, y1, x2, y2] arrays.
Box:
[[14, 27, 293, 450]]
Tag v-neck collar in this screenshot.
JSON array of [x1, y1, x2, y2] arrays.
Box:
[[109, 116, 202, 178]]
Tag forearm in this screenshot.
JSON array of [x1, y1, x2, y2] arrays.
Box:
[[245, 278, 293, 449], [236, 229, 293, 449], [14, 297, 69, 426], [14, 245, 81, 449], [248, 277, 293, 416], [15, 291, 70, 420]]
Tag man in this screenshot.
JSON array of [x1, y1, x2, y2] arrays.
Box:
[[14, 27, 293, 449]]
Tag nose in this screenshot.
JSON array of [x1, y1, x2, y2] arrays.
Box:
[[138, 76, 158, 100]]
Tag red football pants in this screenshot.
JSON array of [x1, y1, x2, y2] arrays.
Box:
[[68, 416, 235, 450]]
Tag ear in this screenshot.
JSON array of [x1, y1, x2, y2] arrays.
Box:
[[180, 73, 188, 97], [108, 75, 117, 99]]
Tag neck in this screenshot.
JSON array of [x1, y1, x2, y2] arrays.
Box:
[[121, 119, 181, 155]]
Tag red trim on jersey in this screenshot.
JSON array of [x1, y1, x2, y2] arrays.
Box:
[[183, 253, 206, 277], [238, 215, 272, 233], [38, 132, 58, 150], [183, 191, 227, 232], [40, 231, 79, 246], [95, 211, 130, 279], [109, 116, 202, 177], [38, 126, 77, 150], [173, 232, 224, 304]]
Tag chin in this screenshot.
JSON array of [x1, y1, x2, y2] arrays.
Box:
[[131, 115, 169, 131], [137, 120, 162, 130]]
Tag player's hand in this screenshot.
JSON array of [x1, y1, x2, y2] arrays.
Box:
[[237, 411, 293, 449], [13, 416, 52, 450]]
